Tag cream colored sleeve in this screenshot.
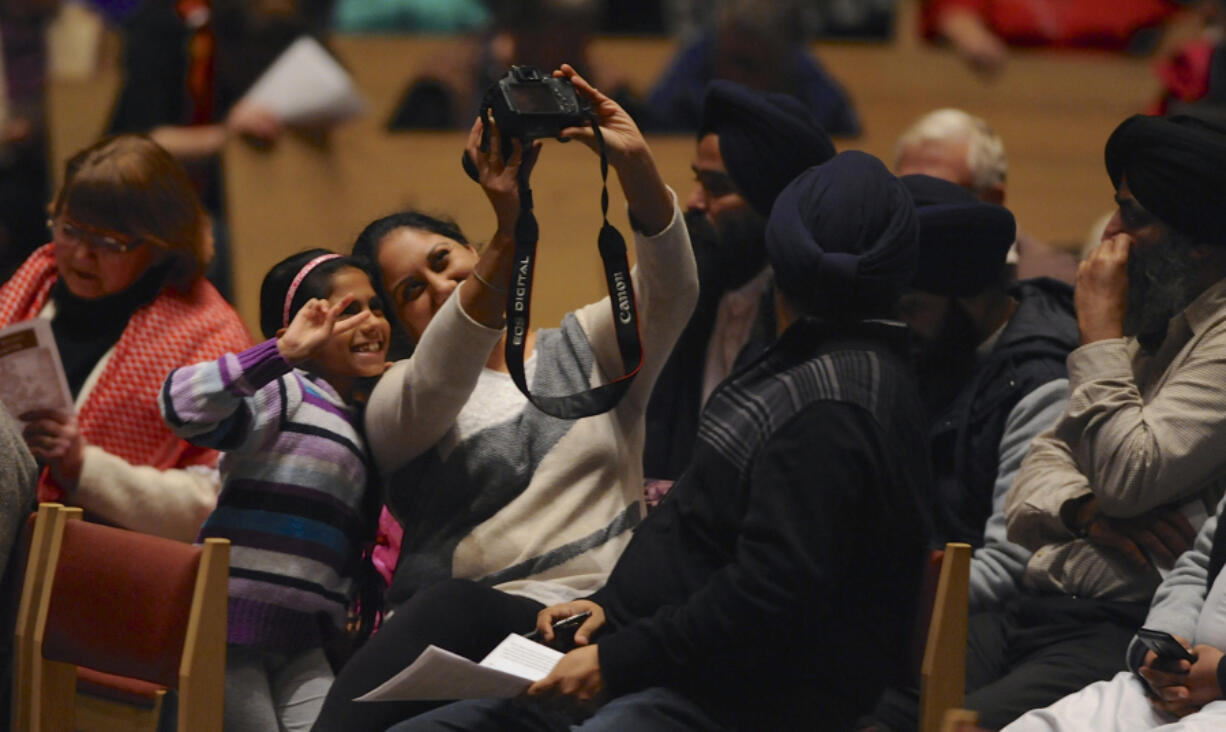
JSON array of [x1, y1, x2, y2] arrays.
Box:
[[364, 292, 505, 476], [72, 446, 220, 542], [1059, 332, 1226, 517]]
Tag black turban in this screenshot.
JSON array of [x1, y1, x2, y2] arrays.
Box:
[[699, 80, 836, 217], [902, 174, 1016, 297], [1105, 114, 1226, 246], [767, 151, 918, 316]]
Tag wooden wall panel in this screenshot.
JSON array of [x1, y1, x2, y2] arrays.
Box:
[[46, 28, 1161, 332]]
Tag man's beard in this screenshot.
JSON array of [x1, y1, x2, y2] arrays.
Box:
[[911, 300, 981, 421], [684, 207, 768, 293], [1123, 234, 1202, 346]]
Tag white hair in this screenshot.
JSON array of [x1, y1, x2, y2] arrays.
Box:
[[894, 108, 1007, 193]]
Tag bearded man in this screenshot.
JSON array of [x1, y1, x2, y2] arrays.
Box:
[[643, 80, 834, 481], [899, 174, 1078, 614], [870, 113, 1226, 732]]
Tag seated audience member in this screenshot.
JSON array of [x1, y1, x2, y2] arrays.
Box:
[[1004, 491, 1226, 730], [0, 403, 35, 576], [871, 113, 1226, 731], [1148, 4, 1226, 124], [895, 108, 1078, 284], [108, 0, 332, 297], [643, 0, 860, 136], [385, 150, 931, 732], [310, 65, 698, 732], [386, 0, 636, 130], [900, 174, 1078, 611], [644, 79, 835, 480], [0, 135, 251, 542], [922, 0, 1183, 76], [0, 404, 35, 725]]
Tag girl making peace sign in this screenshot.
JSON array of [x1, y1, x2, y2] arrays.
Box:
[[160, 250, 390, 731]]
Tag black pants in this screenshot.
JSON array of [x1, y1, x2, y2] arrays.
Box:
[[870, 593, 1149, 731], [311, 579, 544, 732]]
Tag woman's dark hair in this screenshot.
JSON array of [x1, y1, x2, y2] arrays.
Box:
[[350, 211, 470, 358], [258, 248, 371, 339]]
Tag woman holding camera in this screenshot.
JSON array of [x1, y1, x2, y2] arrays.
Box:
[[311, 65, 697, 731]]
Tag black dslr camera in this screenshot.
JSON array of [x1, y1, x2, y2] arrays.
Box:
[[464, 66, 592, 179]]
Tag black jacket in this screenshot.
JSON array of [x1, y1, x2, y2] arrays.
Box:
[[929, 278, 1079, 547], [592, 318, 932, 731]]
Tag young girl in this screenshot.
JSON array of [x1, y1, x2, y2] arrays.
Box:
[[160, 249, 390, 732]]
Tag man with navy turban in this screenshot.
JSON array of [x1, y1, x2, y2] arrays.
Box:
[[873, 114, 1226, 732], [387, 151, 932, 732], [644, 79, 836, 481], [897, 174, 1079, 613]]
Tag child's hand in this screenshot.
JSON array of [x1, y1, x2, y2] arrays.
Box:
[[277, 296, 370, 364]]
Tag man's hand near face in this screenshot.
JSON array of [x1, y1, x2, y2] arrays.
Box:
[[1076, 233, 1131, 345]]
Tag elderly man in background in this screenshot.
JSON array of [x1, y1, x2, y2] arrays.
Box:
[[895, 108, 1079, 284], [644, 79, 834, 481]]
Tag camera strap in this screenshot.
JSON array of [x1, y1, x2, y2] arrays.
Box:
[[503, 120, 644, 419]]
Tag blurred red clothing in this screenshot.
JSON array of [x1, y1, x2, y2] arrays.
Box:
[[923, 0, 1179, 50]]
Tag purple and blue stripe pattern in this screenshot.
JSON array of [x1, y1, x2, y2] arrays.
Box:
[[161, 338, 373, 652]]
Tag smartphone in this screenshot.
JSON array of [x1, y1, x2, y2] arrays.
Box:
[[1136, 628, 1197, 663], [523, 611, 592, 650]]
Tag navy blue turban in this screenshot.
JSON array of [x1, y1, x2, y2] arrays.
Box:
[[767, 150, 918, 316], [1105, 114, 1226, 246], [902, 174, 1016, 297], [699, 80, 836, 217]]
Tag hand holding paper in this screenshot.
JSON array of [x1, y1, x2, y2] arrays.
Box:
[[355, 633, 563, 702], [0, 319, 81, 486], [241, 36, 367, 128], [0, 319, 74, 421]]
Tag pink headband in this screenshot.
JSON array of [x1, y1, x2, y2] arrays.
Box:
[[283, 253, 343, 328]]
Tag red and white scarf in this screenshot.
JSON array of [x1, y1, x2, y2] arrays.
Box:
[[0, 244, 253, 500]]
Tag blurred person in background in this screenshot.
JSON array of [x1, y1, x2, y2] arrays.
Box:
[[921, 0, 1187, 77], [643, 0, 860, 135], [107, 0, 334, 299], [667, 0, 896, 41], [386, 0, 641, 129], [895, 107, 1079, 283], [0, 0, 57, 283]]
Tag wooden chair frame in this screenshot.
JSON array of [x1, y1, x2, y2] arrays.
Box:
[[919, 542, 972, 732], [12, 504, 229, 732]]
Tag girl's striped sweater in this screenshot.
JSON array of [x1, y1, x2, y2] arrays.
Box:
[[160, 338, 372, 652]]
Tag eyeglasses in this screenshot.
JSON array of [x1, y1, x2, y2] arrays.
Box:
[[48, 217, 145, 255]]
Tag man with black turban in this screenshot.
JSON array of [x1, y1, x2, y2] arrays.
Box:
[[898, 174, 1079, 613], [872, 114, 1226, 732], [387, 151, 932, 732], [643, 79, 835, 482]]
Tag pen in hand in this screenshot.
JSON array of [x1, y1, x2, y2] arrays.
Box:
[[523, 611, 592, 642]]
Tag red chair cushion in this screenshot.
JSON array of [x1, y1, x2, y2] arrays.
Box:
[[42, 521, 202, 688], [77, 667, 165, 709]]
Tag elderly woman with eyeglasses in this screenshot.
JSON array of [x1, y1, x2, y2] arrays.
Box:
[[0, 134, 251, 541]]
